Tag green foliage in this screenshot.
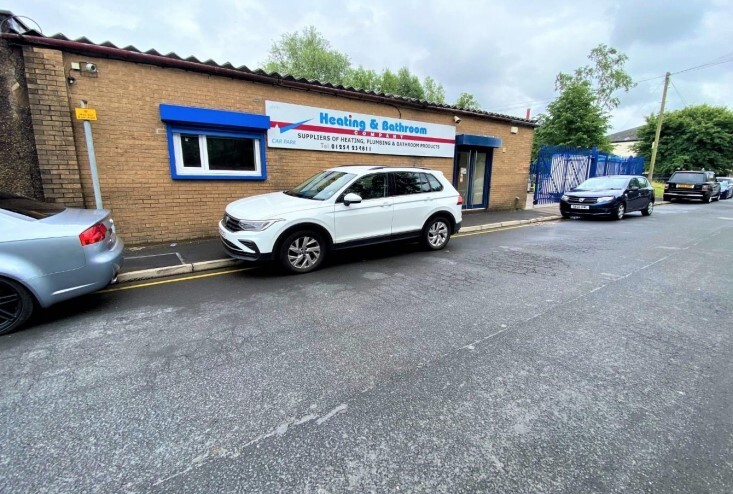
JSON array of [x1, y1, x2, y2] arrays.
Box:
[[263, 27, 452, 104], [454, 92, 481, 110], [344, 66, 381, 91], [633, 105, 733, 176], [556, 44, 634, 113], [532, 81, 611, 159], [423, 76, 446, 104], [263, 26, 351, 84]]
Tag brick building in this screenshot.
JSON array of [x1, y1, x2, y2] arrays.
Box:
[[1, 15, 535, 245]]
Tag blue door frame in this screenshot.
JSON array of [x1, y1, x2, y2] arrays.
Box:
[[452, 134, 501, 210], [453, 147, 494, 209]]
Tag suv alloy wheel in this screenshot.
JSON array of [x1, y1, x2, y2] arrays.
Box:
[[279, 230, 326, 274], [422, 217, 451, 250]]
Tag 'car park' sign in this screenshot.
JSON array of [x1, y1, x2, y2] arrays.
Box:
[[266, 101, 456, 158]]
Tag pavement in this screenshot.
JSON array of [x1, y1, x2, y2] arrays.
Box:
[[2, 199, 731, 492], [118, 203, 563, 282]]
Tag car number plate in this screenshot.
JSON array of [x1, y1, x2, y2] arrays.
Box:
[[571, 205, 590, 210], [677, 184, 694, 189]]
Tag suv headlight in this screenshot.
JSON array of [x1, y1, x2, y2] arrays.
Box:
[[561, 195, 569, 201], [596, 196, 615, 203], [237, 219, 283, 231], [664, 183, 669, 189]]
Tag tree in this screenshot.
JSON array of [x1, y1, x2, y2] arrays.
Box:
[[532, 80, 611, 158], [423, 76, 446, 104], [633, 105, 733, 176], [344, 66, 381, 91], [264, 26, 350, 84], [454, 92, 481, 110], [556, 44, 634, 113], [395, 67, 425, 100], [263, 27, 467, 106]]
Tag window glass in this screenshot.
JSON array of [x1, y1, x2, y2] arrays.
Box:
[[180, 134, 202, 168], [392, 172, 423, 195], [207, 136, 256, 171], [0, 193, 65, 219], [629, 178, 639, 188], [669, 172, 705, 183], [419, 173, 432, 192], [637, 177, 648, 187], [286, 170, 356, 201], [342, 174, 387, 201], [426, 173, 444, 191], [575, 177, 628, 190]]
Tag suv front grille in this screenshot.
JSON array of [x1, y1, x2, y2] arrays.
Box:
[[223, 214, 243, 232]]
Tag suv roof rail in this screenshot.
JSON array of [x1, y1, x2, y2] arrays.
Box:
[[369, 166, 386, 170]]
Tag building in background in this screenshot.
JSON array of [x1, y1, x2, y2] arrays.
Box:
[[608, 126, 642, 157]]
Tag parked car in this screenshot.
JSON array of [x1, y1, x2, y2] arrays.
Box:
[[716, 177, 733, 199], [0, 193, 124, 335], [663, 170, 721, 203], [220, 166, 463, 274], [559, 175, 655, 220]]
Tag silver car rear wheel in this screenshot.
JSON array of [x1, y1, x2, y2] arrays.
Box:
[[0, 278, 34, 336]]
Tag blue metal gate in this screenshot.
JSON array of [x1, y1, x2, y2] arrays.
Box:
[[532, 145, 645, 205]]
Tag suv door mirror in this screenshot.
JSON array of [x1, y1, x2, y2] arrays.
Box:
[[343, 193, 362, 206]]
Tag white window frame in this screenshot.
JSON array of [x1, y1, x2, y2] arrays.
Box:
[[171, 132, 262, 178]]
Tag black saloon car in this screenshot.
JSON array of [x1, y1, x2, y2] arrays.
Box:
[[663, 170, 721, 203], [560, 175, 655, 220]]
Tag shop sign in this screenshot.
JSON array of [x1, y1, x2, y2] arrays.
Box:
[[266, 101, 455, 158]]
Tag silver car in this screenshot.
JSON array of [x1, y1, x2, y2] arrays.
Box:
[[0, 193, 124, 335]]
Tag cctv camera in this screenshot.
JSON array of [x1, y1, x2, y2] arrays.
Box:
[[85, 63, 98, 73], [453, 116, 462, 124]]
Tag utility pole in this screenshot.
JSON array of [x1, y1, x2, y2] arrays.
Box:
[[648, 72, 670, 181]]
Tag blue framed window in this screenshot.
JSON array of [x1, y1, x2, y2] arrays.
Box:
[[160, 104, 270, 180]]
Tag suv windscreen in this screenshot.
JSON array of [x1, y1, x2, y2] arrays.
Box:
[[669, 172, 705, 183], [286, 171, 356, 201], [0, 193, 66, 219]]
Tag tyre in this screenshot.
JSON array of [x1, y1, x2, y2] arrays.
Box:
[[561, 212, 571, 219], [422, 216, 451, 251], [0, 277, 34, 336], [704, 194, 713, 203], [641, 200, 654, 216], [613, 202, 625, 220], [713, 192, 720, 202], [278, 230, 326, 274], [663, 194, 670, 202]]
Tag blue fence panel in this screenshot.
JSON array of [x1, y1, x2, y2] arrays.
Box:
[[533, 146, 645, 205]]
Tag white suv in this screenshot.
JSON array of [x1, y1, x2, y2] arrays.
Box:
[[220, 166, 463, 273]]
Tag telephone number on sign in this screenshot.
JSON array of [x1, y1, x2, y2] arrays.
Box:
[[331, 144, 373, 152]]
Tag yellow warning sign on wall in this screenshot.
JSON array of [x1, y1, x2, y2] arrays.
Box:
[[75, 108, 97, 121]]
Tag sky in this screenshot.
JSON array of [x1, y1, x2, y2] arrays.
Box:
[[7, 0, 733, 133]]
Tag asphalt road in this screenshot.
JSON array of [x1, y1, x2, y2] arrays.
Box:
[[2, 201, 733, 493]]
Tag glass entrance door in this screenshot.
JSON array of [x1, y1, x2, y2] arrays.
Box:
[[455, 149, 491, 209]]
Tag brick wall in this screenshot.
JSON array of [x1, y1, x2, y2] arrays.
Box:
[[23, 46, 84, 207], [32, 51, 533, 244]]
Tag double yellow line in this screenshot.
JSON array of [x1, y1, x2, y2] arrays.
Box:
[[102, 222, 541, 293]]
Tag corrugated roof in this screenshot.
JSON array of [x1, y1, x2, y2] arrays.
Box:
[[2, 29, 537, 127], [608, 126, 642, 143]]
